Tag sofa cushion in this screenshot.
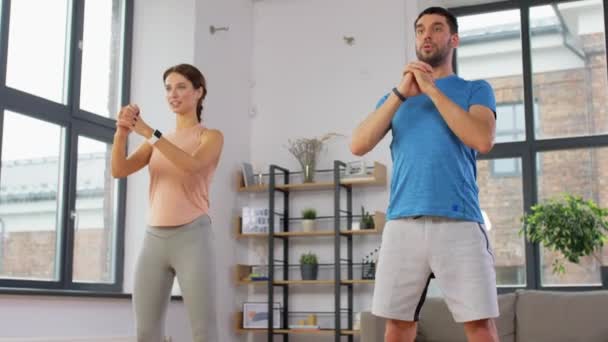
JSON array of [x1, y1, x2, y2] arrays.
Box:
[[416, 296, 466, 342], [360, 311, 386, 342], [417, 293, 516, 342], [495, 293, 517, 342], [515, 290, 608, 342]]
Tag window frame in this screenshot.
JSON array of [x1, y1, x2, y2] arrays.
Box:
[[495, 102, 526, 144], [0, 0, 133, 293], [451, 0, 608, 292]]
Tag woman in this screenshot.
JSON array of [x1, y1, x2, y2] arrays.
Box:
[[111, 63, 223, 342]]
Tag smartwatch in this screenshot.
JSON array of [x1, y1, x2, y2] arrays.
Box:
[[147, 129, 162, 145]]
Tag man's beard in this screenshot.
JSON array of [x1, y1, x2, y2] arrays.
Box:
[[416, 42, 451, 68]]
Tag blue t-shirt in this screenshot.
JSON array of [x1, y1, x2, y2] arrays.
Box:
[[378, 75, 496, 223]]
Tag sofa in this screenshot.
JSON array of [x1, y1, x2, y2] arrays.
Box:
[[360, 290, 608, 342]]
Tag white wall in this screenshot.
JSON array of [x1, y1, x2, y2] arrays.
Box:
[[191, 0, 254, 341], [250, 0, 410, 171], [0, 295, 190, 340]]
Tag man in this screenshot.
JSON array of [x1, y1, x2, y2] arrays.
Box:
[[350, 7, 500, 342]]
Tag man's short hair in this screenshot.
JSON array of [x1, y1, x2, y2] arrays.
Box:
[[415, 7, 458, 34]]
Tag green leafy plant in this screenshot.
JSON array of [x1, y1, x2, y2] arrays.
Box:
[[360, 206, 375, 229], [302, 208, 317, 220], [300, 252, 318, 265], [520, 194, 608, 274]]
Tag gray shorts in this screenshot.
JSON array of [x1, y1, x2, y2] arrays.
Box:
[[371, 216, 498, 323]]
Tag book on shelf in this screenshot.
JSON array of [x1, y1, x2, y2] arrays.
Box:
[[241, 162, 255, 187], [243, 302, 282, 329]]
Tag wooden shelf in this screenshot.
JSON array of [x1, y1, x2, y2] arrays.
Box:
[[237, 161, 386, 193], [341, 279, 374, 285], [344, 211, 385, 235], [237, 328, 360, 335], [236, 327, 359, 335], [275, 231, 334, 237], [234, 216, 268, 239], [235, 312, 359, 335], [235, 211, 385, 238], [239, 279, 375, 286], [274, 280, 335, 285], [273, 279, 375, 286], [235, 265, 375, 286]]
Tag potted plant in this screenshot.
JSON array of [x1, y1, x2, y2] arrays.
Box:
[[300, 251, 319, 280], [360, 206, 375, 230], [521, 194, 608, 284], [302, 208, 317, 232]]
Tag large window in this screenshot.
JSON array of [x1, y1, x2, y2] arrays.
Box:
[[0, 0, 132, 292], [454, 0, 608, 289]]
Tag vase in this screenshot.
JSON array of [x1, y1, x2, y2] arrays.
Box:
[[303, 163, 315, 183]]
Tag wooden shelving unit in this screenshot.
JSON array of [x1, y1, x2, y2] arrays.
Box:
[[235, 161, 386, 341]]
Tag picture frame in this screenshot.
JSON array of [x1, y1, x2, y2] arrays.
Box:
[[344, 160, 367, 177], [243, 302, 282, 329], [242, 207, 269, 233]]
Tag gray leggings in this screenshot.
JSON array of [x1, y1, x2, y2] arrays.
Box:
[[133, 214, 217, 342]]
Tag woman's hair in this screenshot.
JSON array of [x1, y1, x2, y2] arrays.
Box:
[[163, 64, 207, 122]]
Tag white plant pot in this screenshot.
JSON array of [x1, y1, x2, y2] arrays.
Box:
[[302, 219, 315, 232]]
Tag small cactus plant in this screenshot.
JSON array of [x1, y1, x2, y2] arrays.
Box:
[[360, 206, 375, 229]]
